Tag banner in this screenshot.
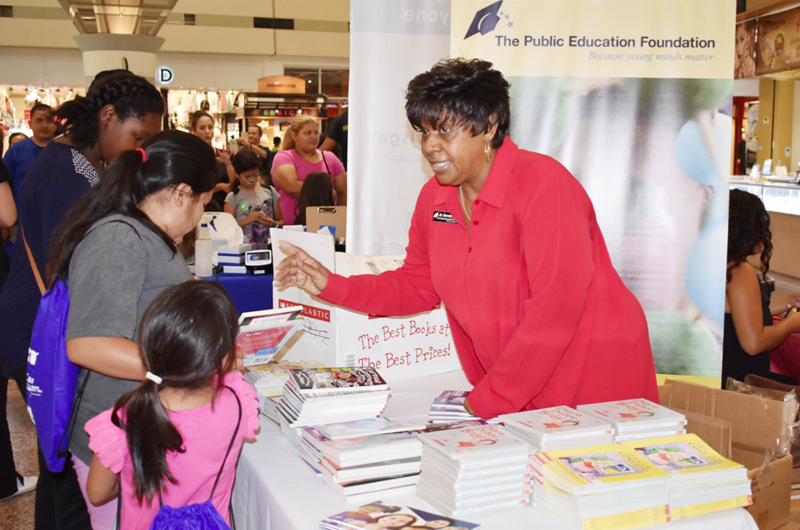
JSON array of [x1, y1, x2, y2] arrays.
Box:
[[755, 6, 800, 76], [348, 0, 452, 256], [351, 0, 734, 377]]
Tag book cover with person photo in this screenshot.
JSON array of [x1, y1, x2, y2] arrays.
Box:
[[290, 366, 389, 394], [319, 501, 480, 529]]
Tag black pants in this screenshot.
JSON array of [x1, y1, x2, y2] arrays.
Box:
[[1, 365, 91, 529], [0, 367, 24, 498]]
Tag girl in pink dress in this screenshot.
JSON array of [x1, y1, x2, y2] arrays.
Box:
[[83, 281, 259, 530]]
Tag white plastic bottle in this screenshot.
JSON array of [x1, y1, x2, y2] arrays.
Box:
[[195, 223, 213, 277]]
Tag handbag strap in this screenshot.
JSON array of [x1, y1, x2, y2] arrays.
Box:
[[22, 228, 46, 296], [211, 387, 242, 498], [320, 150, 331, 176]]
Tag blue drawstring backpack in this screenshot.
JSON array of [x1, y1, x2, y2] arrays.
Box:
[[145, 389, 242, 530], [23, 232, 87, 473]]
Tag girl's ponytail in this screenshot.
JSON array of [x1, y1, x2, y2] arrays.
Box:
[[111, 281, 239, 503], [112, 378, 183, 503]]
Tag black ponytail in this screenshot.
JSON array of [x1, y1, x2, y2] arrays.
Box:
[[112, 281, 239, 503], [55, 71, 164, 150], [49, 130, 217, 287]]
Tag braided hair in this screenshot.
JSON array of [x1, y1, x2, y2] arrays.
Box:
[[54, 71, 164, 150], [49, 131, 217, 287]]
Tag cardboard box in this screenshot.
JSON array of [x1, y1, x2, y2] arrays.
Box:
[[660, 380, 798, 530], [271, 230, 462, 383]]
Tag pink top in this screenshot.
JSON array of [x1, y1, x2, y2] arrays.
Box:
[[271, 149, 344, 225], [319, 137, 658, 419], [85, 372, 260, 530]]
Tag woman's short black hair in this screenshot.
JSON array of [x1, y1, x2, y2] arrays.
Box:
[[54, 71, 164, 150], [727, 188, 772, 282], [405, 58, 510, 149]]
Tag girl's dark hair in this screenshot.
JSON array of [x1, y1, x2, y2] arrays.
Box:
[[54, 72, 164, 150], [727, 188, 772, 283], [191, 110, 214, 131], [295, 171, 334, 226], [49, 130, 217, 286], [231, 148, 260, 175], [406, 58, 510, 149], [111, 281, 239, 503]]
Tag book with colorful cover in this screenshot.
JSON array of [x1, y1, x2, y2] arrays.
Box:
[[431, 390, 471, 410], [236, 319, 304, 367], [623, 433, 745, 477], [245, 360, 327, 396], [319, 503, 480, 530], [290, 366, 389, 394], [499, 405, 614, 440], [576, 399, 686, 432], [418, 424, 530, 462], [536, 442, 670, 494]]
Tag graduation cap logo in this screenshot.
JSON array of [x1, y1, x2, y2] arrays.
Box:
[[464, 1, 504, 39]]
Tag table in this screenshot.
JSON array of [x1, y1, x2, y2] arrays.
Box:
[[200, 272, 273, 314], [231, 371, 759, 530]]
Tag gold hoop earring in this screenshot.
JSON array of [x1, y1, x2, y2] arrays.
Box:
[[484, 139, 491, 163]]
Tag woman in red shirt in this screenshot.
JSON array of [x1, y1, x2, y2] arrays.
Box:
[[275, 58, 658, 419]]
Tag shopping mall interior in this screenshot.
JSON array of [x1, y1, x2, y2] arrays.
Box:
[[3, 0, 800, 528]]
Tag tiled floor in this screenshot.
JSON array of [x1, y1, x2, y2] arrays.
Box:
[[1, 381, 37, 530]]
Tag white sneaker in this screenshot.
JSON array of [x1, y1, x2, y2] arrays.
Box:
[[0, 475, 38, 502]]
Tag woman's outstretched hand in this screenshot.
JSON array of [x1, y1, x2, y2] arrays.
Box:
[[274, 241, 330, 295]]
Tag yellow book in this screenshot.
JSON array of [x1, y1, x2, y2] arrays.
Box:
[[620, 433, 746, 477], [670, 495, 752, 520], [538, 501, 670, 530], [537, 442, 671, 494]]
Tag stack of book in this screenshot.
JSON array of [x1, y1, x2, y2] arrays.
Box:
[[577, 398, 687, 442], [625, 434, 751, 520], [244, 360, 327, 406], [416, 424, 533, 517], [531, 441, 671, 529], [499, 405, 614, 452], [300, 426, 424, 502], [319, 503, 481, 530], [427, 390, 500, 425], [298, 418, 488, 502], [276, 367, 391, 430]]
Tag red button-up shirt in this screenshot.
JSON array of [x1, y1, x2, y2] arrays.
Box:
[[320, 137, 658, 418]]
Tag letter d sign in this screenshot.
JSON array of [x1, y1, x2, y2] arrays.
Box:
[[157, 66, 174, 85]]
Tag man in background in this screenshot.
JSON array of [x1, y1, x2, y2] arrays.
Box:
[[2, 104, 56, 214], [236, 125, 272, 175], [321, 109, 348, 170]]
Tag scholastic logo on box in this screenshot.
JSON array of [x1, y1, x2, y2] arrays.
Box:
[[278, 299, 330, 322]]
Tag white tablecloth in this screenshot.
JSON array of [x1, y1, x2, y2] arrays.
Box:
[[231, 371, 759, 530]]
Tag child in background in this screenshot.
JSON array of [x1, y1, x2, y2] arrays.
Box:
[[294, 171, 335, 227], [224, 149, 283, 247], [84, 281, 259, 530]]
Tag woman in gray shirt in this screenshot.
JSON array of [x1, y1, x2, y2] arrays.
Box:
[[48, 131, 218, 530]]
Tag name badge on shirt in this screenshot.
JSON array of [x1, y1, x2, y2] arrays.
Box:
[[432, 211, 458, 224]]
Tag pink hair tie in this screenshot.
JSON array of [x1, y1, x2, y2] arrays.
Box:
[[137, 148, 147, 162]]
